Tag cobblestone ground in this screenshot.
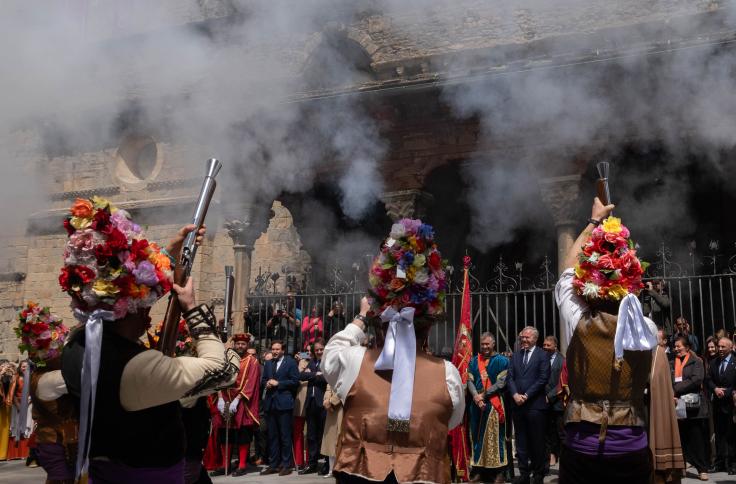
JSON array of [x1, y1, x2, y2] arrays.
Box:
[[0, 460, 732, 483]]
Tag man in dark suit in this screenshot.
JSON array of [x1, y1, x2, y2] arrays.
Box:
[[706, 336, 736, 474], [298, 338, 328, 475], [260, 340, 300, 476], [507, 326, 550, 484], [542, 335, 565, 474]]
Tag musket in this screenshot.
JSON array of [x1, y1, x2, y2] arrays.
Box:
[[596, 161, 612, 206], [222, 266, 234, 343], [158, 158, 223, 356]]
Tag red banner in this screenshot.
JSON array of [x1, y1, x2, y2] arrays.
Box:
[[449, 256, 472, 481]]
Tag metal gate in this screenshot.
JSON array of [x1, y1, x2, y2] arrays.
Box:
[[240, 243, 736, 356]]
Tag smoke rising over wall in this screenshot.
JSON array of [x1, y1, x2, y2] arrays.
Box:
[[1, 0, 735, 270]]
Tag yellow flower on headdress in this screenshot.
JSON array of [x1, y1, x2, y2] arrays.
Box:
[[574, 264, 587, 279], [92, 280, 120, 297], [91, 196, 117, 212], [70, 216, 93, 230], [601, 217, 623, 234], [607, 284, 628, 300]]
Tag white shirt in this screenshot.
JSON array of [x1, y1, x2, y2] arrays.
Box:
[[555, 268, 657, 349], [275, 357, 284, 372], [323, 323, 465, 430], [28, 343, 236, 411]]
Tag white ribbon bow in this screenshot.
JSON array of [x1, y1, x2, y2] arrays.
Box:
[[375, 306, 416, 431], [614, 294, 658, 363], [14, 363, 31, 440], [74, 308, 114, 479]]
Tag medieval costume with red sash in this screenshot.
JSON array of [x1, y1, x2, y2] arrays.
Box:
[[210, 333, 261, 476], [467, 352, 509, 477]]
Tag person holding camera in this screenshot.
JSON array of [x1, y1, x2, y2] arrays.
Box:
[[641, 280, 671, 336]]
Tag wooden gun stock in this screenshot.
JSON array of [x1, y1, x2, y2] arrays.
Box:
[[159, 264, 186, 356]]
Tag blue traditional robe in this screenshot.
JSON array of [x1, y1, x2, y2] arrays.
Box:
[[467, 353, 509, 469]]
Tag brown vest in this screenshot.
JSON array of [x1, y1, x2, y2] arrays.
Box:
[[564, 312, 652, 433], [30, 371, 79, 447], [335, 348, 452, 484]]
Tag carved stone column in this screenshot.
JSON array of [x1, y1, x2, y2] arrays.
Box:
[[540, 174, 581, 352], [225, 205, 268, 334], [380, 189, 434, 221]]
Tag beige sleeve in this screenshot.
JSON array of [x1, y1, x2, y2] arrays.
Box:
[[120, 334, 239, 412], [36, 371, 67, 401], [444, 360, 465, 430], [323, 323, 367, 403]]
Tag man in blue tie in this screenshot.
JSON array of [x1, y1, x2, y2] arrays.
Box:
[[707, 337, 736, 474], [506, 326, 550, 484], [260, 340, 300, 476]]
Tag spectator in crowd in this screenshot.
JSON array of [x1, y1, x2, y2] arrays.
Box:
[[320, 384, 343, 478], [325, 300, 346, 338], [292, 349, 310, 471], [671, 336, 710, 481], [670, 317, 700, 355], [0, 361, 18, 460], [506, 326, 550, 484], [543, 335, 565, 472], [260, 340, 299, 476], [706, 337, 736, 474], [301, 304, 324, 351], [299, 339, 328, 475], [641, 280, 671, 335], [704, 336, 719, 370], [467, 332, 509, 484]]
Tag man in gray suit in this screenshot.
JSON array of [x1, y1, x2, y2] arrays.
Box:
[[543, 335, 565, 473]]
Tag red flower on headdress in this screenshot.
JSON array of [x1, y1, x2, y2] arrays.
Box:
[[113, 275, 134, 297], [428, 251, 441, 270], [31, 322, 49, 335], [106, 228, 128, 252], [91, 209, 112, 234], [94, 244, 113, 264], [130, 239, 150, 262]]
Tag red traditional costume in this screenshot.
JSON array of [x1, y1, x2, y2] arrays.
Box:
[[209, 333, 261, 476]]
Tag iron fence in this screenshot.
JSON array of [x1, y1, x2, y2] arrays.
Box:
[[238, 241, 736, 357]]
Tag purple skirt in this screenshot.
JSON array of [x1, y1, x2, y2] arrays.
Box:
[[89, 459, 184, 484], [36, 443, 74, 480]]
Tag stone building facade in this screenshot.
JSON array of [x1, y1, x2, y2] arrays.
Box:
[[1, 1, 733, 358]]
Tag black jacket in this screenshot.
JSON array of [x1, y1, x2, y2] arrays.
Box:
[[507, 346, 551, 412], [670, 351, 708, 419], [545, 351, 565, 412], [299, 359, 327, 410], [706, 354, 736, 413]]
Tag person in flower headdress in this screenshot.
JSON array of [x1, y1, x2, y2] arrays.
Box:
[[58, 197, 240, 483], [555, 197, 682, 484], [209, 332, 261, 477], [323, 218, 465, 484], [14, 302, 76, 483]]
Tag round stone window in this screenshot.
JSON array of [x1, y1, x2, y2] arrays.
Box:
[[114, 135, 162, 189]]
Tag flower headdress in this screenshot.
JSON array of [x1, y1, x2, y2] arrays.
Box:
[[145, 319, 193, 357], [15, 302, 68, 367], [59, 197, 173, 320], [368, 218, 448, 318], [573, 216, 648, 302]]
